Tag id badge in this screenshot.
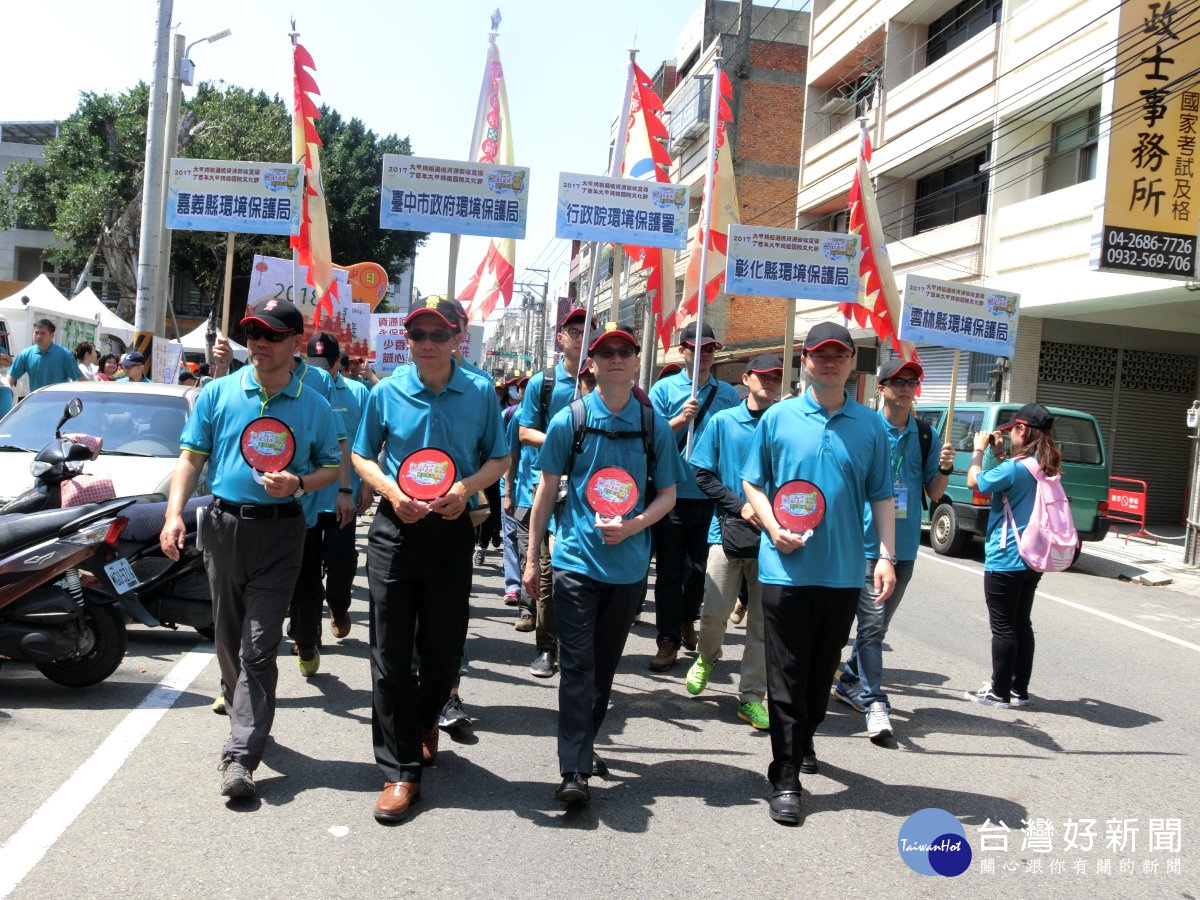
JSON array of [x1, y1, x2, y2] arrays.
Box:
[[893, 480, 908, 520]]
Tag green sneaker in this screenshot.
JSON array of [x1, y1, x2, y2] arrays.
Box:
[[737, 701, 770, 730], [298, 648, 321, 678], [685, 656, 713, 695]]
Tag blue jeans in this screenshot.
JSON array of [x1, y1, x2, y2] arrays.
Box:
[[839, 559, 915, 710], [501, 505, 519, 595]]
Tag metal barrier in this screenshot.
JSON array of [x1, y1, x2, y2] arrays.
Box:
[[1109, 477, 1157, 545]]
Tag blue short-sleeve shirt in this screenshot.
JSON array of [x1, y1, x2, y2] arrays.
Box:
[[11, 343, 80, 391], [862, 411, 941, 561], [353, 360, 508, 497], [329, 371, 369, 496], [976, 456, 1038, 572], [649, 371, 739, 500], [743, 390, 892, 588], [690, 401, 761, 545], [516, 362, 579, 506], [539, 393, 684, 584], [180, 365, 341, 506]]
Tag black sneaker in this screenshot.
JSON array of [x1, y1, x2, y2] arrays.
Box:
[[438, 694, 472, 730], [530, 651, 558, 678], [554, 773, 590, 804], [218, 759, 256, 799], [964, 682, 1009, 707]]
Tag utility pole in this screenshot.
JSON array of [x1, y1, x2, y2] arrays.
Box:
[[132, 0, 174, 357]]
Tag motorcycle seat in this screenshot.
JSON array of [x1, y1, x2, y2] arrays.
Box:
[[0, 503, 104, 555], [119, 495, 212, 542]]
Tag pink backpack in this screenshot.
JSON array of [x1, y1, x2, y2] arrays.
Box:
[[1001, 457, 1079, 573]]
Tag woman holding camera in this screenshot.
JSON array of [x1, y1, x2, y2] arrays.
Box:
[[964, 402, 1061, 708]]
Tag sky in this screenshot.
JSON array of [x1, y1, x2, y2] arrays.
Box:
[[0, 0, 801, 312]]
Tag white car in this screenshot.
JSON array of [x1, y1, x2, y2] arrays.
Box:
[[0, 381, 206, 505]]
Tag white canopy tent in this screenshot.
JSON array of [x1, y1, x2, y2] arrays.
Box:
[[175, 320, 248, 362], [0, 275, 135, 352]]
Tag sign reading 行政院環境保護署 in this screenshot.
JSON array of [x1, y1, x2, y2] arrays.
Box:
[[898, 275, 1020, 359], [1093, 0, 1199, 280], [725, 226, 860, 303], [166, 159, 303, 236], [378, 154, 528, 240], [554, 172, 688, 249]]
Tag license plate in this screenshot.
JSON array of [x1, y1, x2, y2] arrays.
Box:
[[104, 558, 140, 595]]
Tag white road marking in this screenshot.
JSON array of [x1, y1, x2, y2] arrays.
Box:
[[0, 650, 213, 899], [920, 550, 1200, 654]]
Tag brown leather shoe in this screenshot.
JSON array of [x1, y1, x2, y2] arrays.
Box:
[[681, 621, 698, 652], [373, 781, 421, 823], [514, 613, 535, 633], [648, 635, 678, 672], [421, 726, 439, 766], [330, 613, 351, 639]]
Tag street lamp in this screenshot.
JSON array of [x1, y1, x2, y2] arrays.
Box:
[[155, 27, 232, 337]]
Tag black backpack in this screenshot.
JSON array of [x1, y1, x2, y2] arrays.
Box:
[[556, 397, 658, 515]]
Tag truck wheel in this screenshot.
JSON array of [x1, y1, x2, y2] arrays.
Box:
[[36, 599, 127, 688], [930, 503, 970, 556]]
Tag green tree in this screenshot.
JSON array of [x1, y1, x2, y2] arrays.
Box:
[[1, 82, 424, 323]]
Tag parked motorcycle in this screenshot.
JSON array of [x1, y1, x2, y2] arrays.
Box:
[[86, 496, 214, 640], [0, 398, 108, 514], [0, 499, 135, 686]]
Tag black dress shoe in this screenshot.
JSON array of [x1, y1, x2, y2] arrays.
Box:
[[799, 739, 819, 775], [554, 773, 591, 804], [769, 789, 801, 825], [591, 753, 609, 778]]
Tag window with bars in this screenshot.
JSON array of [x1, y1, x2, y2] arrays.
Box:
[[913, 149, 989, 234]]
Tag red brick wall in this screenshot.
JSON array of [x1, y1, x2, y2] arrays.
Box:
[[723, 40, 808, 346]]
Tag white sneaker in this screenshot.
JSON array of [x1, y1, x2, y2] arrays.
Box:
[[865, 702, 893, 739]]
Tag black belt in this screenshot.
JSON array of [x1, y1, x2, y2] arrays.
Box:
[[213, 499, 303, 520]]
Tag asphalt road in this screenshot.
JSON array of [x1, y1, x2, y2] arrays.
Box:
[[1, 524, 1198, 899]]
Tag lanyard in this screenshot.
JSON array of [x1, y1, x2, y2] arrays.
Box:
[[890, 431, 910, 479]]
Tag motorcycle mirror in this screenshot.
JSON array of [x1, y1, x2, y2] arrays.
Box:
[[55, 399, 84, 438]]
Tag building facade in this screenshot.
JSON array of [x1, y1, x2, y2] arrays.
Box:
[[795, 0, 1200, 524]]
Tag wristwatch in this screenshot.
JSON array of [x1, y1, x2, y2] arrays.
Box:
[[293, 474, 306, 499], [938, 465, 953, 475], [880, 552, 898, 564], [338, 487, 353, 495]]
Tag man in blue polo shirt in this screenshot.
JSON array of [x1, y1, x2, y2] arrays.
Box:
[[6, 318, 85, 396], [514, 306, 587, 677], [834, 356, 954, 742], [686, 354, 783, 732], [524, 323, 683, 805], [159, 297, 341, 802], [647, 321, 739, 671], [352, 297, 509, 825], [742, 322, 897, 827]]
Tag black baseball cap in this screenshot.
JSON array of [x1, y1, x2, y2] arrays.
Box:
[[405, 297, 463, 331], [306, 332, 339, 369], [802, 321, 854, 353], [745, 353, 783, 374], [242, 297, 304, 334], [997, 403, 1054, 432], [680, 321, 721, 349], [878, 356, 923, 380]]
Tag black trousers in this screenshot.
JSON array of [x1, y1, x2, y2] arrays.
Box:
[[553, 569, 644, 777], [651, 497, 716, 646], [760, 583, 860, 791], [983, 569, 1041, 701], [287, 510, 358, 649], [367, 502, 474, 783]]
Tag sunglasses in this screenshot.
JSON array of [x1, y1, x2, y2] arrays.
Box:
[[593, 344, 637, 359], [683, 342, 716, 353], [880, 377, 921, 387], [407, 328, 454, 344], [245, 326, 295, 343]]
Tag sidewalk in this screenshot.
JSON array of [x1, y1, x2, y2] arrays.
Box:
[[1075, 523, 1200, 598]]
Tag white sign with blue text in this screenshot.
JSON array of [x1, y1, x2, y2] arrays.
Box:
[[555, 173, 688, 249], [899, 274, 1020, 357], [725, 226, 860, 302]]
